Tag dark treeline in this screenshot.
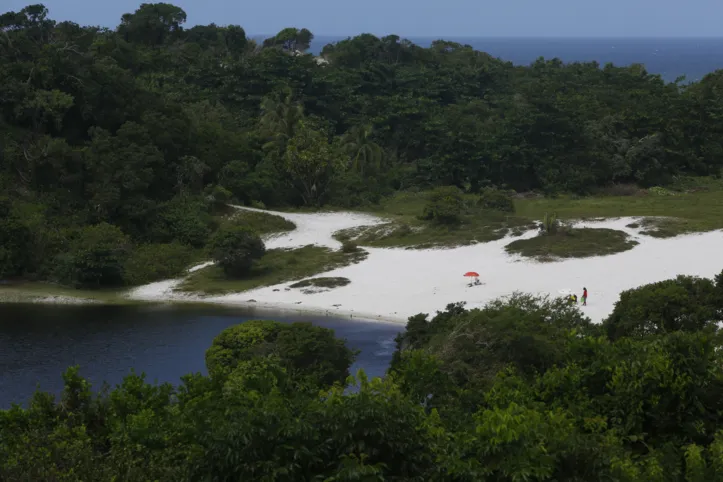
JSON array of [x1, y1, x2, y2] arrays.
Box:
[[2, 3, 723, 287], [3, 273, 723, 480]]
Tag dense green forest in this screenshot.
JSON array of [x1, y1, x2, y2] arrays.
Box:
[[2, 3, 723, 288], [3, 273, 723, 480]]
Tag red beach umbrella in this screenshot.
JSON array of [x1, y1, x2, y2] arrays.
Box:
[[464, 271, 479, 277]]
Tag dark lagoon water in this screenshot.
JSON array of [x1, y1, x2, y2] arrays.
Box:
[[0, 303, 404, 408]]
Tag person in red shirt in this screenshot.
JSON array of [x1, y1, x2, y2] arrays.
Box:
[[582, 287, 588, 306]]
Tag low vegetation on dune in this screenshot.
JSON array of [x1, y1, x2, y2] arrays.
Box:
[[289, 277, 351, 289], [122, 242, 201, 286], [178, 245, 367, 295], [505, 227, 639, 261], [350, 177, 723, 251], [217, 208, 296, 237], [338, 188, 534, 249], [336, 177, 723, 253], [504, 212, 638, 261], [0, 283, 131, 304], [634, 217, 692, 238], [515, 177, 723, 238]]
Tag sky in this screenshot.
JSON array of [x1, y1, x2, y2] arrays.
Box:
[[4, 0, 723, 38]]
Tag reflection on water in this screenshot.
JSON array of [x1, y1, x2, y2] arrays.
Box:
[[0, 303, 404, 408]]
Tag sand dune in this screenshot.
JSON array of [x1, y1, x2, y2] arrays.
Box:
[[128, 206, 723, 324], [229, 205, 384, 250]]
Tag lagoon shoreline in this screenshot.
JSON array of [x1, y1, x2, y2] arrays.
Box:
[[5, 206, 723, 325]]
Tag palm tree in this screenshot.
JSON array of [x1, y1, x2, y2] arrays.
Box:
[[259, 87, 304, 155], [341, 125, 384, 176]]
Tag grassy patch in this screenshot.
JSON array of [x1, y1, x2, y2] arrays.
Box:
[[289, 277, 351, 289], [123, 243, 203, 286], [636, 218, 692, 238], [218, 208, 296, 236], [341, 191, 535, 249], [0, 282, 135, 304], [505, 228, 638, 261], [515, 176, 723, 237], [177, 245, 367, 295]]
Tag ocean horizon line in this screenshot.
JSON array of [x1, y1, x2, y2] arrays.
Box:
[[250, 34, 723, 40]]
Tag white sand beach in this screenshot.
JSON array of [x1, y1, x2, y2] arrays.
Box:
[[127, 206, 723, 324]]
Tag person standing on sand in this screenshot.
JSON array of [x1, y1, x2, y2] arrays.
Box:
[[582, 287, 588, 306]]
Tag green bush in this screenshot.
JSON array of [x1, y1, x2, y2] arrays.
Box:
[[208, 225, 265, 277], [149, 196, 215, 248], [420, 186, 464, 225], [205, 320, 357, 387], [478, 187, 515, 213], [341, 240, 360, 253], [53, 223, 131, 288], [123, 242, 195, 286]]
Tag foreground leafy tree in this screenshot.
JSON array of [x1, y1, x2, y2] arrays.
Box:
[[205, 320, 357, 388], [390, 281, 723, 481], [208, 225, 265, 277], [394, 294, 597, 388], [603, 273, 723, 340], [432, 331, 723, 481]]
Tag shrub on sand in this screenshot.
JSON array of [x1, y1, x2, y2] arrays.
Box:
[[478, 187, 515, 213], [420, 186, 465, 225], [539, 212, 560, 235], [209, 226, 266, 278]]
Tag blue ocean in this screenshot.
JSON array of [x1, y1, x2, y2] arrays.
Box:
[[304, 36, 723, 84]]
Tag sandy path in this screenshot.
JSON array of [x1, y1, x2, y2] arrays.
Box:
[[227, 205, 384, 250], [128, 207, 723, 324]]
